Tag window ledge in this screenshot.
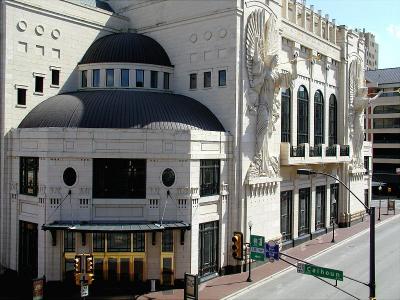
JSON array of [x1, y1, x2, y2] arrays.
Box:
[[15, 104, 27, 108], [203, 87, 212, 90], [50, 84, 60, 88], [218, 85, 227, 88], [33, 92, 44, 96]]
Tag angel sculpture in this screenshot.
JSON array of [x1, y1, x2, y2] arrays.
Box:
[[348, 60, 382, 169], [246, 10, 297, 178]]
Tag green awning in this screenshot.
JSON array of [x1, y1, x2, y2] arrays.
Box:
[[42, 221, 190, 232]]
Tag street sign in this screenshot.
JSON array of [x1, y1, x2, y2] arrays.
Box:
[[265, 240, 279, 261], [297, 262, 343, 281], [81, 284, 89, 297], [250, 235, 265, 261]]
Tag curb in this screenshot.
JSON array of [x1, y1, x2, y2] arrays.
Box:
[[221, 213, 400, 300]]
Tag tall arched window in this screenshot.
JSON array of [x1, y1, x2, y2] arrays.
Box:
[[297, 85, 309, 144], [281, 88, 291, 142], [314, 90, 324, 145], [329, 94, 337, 145]]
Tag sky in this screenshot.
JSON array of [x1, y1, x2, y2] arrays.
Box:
[[308, 0, 400, 69]]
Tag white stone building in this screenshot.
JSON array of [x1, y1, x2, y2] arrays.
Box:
[[0, 0, 372, 292]]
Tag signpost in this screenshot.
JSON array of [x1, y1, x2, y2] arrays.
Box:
[[297, 262, 343, 281], [250, 235, 265, 261], [81, 284, 89, 298], [184, 273, 198, 300], [265, 240, 279, 262]]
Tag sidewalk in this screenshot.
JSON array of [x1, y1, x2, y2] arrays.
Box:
[[137, 211, 399, 300]]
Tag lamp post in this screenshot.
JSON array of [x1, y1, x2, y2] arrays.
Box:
[[297, 169, 376, 300], [331, 186, 337, 243], [247, 220, 253, 282], [378, 185, 382, 221]]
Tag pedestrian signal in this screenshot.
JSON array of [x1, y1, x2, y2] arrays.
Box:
[[232, 232, 243, 260]]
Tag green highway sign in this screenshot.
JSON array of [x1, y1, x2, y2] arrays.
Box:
[[250, 235, 265, 261], [297, 263, 343, 281]]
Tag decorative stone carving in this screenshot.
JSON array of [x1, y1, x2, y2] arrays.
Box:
[[17, 21, 27, 32], [219, 28, 227, 38], [51, 29, 60, 39], [245, 9, 297, 179], [348, 58, 382, 170], [189, 33, 197, 43], [203, 31, 212, 40], [35, 25, 44, 36]]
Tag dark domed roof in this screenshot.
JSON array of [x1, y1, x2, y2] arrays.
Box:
[[79, 33, 172, 67], [18, 90, 225, 132]]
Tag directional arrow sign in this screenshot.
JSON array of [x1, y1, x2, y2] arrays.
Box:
[[297, 262, 343, 281], [250, 235, 265, 261]]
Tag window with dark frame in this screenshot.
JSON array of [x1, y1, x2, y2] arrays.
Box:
[[51, 69, 60, 86], [315, 186, 326, 230], [17, 88, 26, 106], [198, 221, 219, 276], [151, 71, 158, 88], [163, 72, 170, 89], [190, 73, 197, 89], [93, 159, 146, 199], [81, 70, 87, 88], [64, 231, 75, 252], [280, 191, 293, 242], [121, 69, 129, 87], [107, 233, 131, 252], [218, 70, 226, 86], [132, 232, 145, 252], [162, 231, 173, 252], [314, 90, 324, 145], [298, 187, 310, 236], [200, 160, 220, 197], [93, 233, 105, 252], [204, 71, 211, 88], [281, 88, 291, 142], [92, 69, 100, 87], [20, 157, 39, 196], [106, 69, 114, 87], [329, 94, 337, 145], [297, 85, 309, 144], [136, 69, 144, 87], [364, 156, 370, 174], [35, 76, 44, 93]]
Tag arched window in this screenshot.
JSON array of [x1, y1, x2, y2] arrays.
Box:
[[329, 94, 337, 145], [314, 90, 324, 145], [297, 85, 309, 144], [281, 88, 291, 142]]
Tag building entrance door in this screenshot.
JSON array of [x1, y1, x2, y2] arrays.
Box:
[[19, 221, 38, 278], [198, 221, 219, 277]]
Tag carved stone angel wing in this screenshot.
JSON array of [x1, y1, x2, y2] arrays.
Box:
[[264, 14, 279, 58], [246, 9, 266, 88], [348, 60, 360, 136]]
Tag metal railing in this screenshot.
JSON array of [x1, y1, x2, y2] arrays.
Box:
[[290, 144, 305, 157], [340, 145, 350, 156], [326, 145, 337, 157], [310, 145, 322, 157]]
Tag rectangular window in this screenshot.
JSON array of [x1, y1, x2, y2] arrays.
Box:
[[198, 221, 219, 276], [163, 72, 170, 89], [17, 88, 26, 106], [35, 76, 44, 93], [136, 69, 144, 87], [51, 69, 60, 86], [190, 73, 197, 89], [218, 70, 226, 87], [93, 159, 146, 199], [106, 69, 114, 87], [364, 189, 369, 208], [93, 233, 105, 252], [315, 186, 326, 230], [64, 231, 75, 252], [281, 89, 291, 142], [364, 156, 370, 174], [132, 232, 145, 252], [81, 70, 87, 88], [121, 69, 129, 87], [200, 160, 220, 197], [280, 191, 293, 242], [20, 157, 39, 196], [204, 71, 211, 88], [92, 69, 100, 87], [151, 71, 158, 88], [162, 231, 173, 252], [107, 233, 131, 252], [298, 188, 310, 236]]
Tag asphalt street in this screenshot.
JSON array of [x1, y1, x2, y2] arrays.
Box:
[[231, 212, 400, 300]]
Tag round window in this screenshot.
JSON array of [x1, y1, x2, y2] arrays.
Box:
[[63, 167, 77, 186], [162, 168, 175, 187]]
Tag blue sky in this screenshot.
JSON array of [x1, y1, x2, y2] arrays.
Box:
[[309, 0, 400, 69]]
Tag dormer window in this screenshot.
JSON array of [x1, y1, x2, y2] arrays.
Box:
[[106, 69, 114, 87], [121, 69, 129, 87], [151, 71, 158, 88], [164, 72, 170, 90], [92, 69, 100, 87], [136, 69, 144, 87], [81, 70, 87, 87]]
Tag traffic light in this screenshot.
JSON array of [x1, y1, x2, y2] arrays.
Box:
[[74, 273, 81, 286], [232, 232, 243, 260], [87, 273, 95, 285], [86, 255, 94, 273], [74, 255, 82, 273]]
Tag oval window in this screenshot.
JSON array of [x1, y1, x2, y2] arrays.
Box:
[[63, 167, 77, 186], [162, 168, 175, 187]]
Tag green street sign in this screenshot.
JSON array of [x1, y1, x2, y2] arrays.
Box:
[[297, 263, 343, 281], [250, 235, 265, 261]]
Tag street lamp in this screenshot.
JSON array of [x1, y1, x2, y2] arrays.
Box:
[[378, 185, 382, 221], [247, 220, 253, 282], [331, 187, 337, 243], [297, 169, 376, 300]]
